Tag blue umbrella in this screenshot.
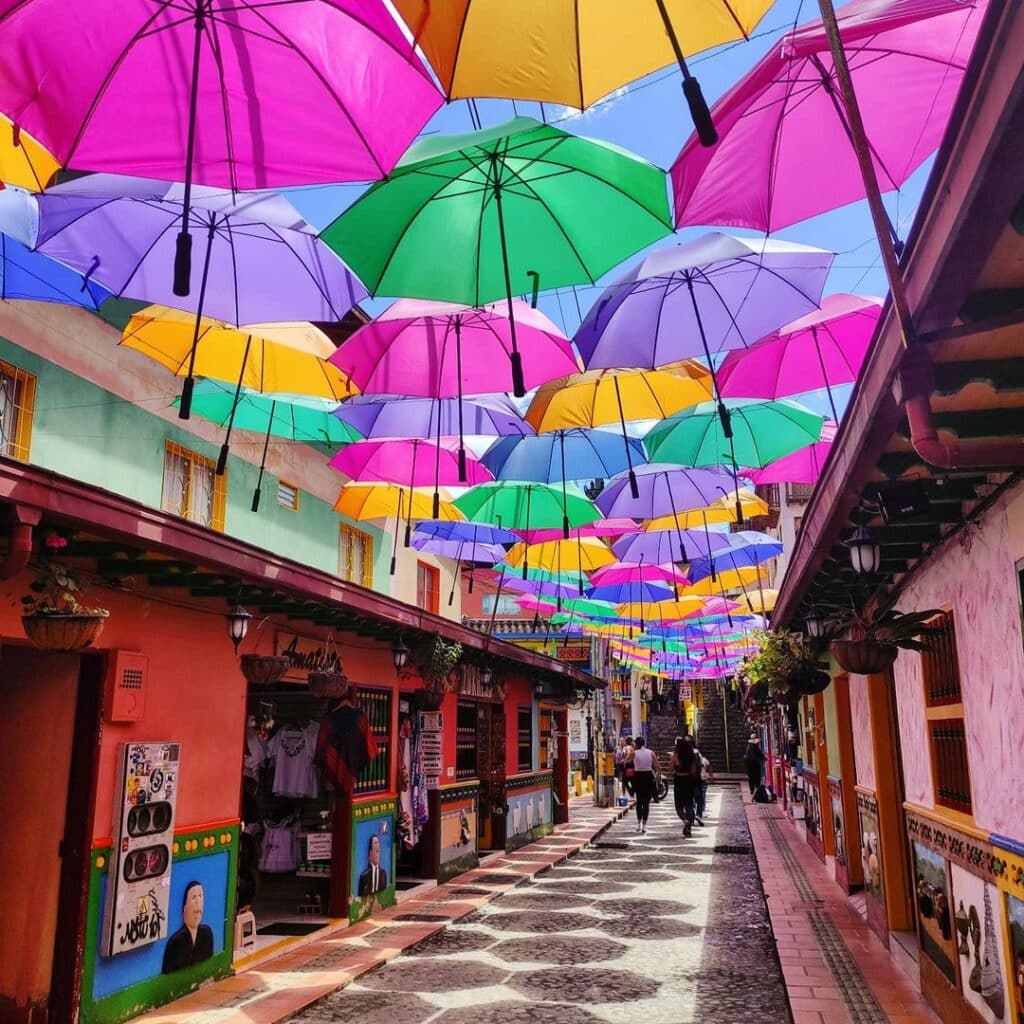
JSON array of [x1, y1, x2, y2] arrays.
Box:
[[1, 233, 110, 308], [413, 520, 519, 546], [586, 580, 675, 604], [334, 394, 532, 441], [410, 534, 509, 564], [688, 534, 784, 583], [612, 527, 733, 564]]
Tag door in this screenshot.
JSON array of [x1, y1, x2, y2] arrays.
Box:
[[476, 702, 492, 849], [487, 704, 506, 850]]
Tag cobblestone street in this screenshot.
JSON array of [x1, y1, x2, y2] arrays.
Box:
[[290, 784, 790, 1024]]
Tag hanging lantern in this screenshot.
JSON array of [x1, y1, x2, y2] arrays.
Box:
[[226, 605, 252, 654], [844, 525, 881, 575]]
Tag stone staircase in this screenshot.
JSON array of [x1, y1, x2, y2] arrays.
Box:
[[693, 681, 749, 773], [647, 708, 684, 771]]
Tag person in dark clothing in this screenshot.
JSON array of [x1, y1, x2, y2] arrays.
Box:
[[162, 881, 214, 974], [743, 733, 766, 794], [630, 737, 659, 833], [671, 736, 699, 837]]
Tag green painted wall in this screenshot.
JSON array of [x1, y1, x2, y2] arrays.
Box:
[[0, 335, 389, 589]]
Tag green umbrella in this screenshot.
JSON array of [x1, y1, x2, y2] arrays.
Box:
[[545, 598, 620, 621], [173, 381, 362, 511], [321, 117, 672, 396], [645, 398, 824, 468], [454, 481, 600, 531]]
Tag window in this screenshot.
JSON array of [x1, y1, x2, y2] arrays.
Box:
[[161, 442, 226, 531], [482, 593, 522, 616], [517, 706, 533, 772], [338, 523, 373, 587], [353, 686, 391, 795], [417, 561, 440, 615], [0, 360, 36, 461], [456, 699, 477, 779], [277, 479, 299, 511], [921, 611, 972, 815]]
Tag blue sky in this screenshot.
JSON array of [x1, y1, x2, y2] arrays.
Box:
[[288, 0, 933, 338]]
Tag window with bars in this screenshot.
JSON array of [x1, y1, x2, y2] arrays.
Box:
[[456, 699, 477, 779], [353, 686, 391, 795], [161, 442, 226, 531], [517, 706, 533, 772], [920, 610, 972, 815], [0, 360, 36, 462], [277, 480, 299, 511], [338, 523, 373, 587], [417, 561, 440, 615]]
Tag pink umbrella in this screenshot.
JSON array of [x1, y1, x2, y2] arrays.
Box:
[[718, 294, 881, 422], [749, 422, 837, 486], [0, 0, 442, 293], [515, 518, 639, 544], [589, 562, 690, 588], [671, 0, 985, 235], [329, 439, 492, 487]]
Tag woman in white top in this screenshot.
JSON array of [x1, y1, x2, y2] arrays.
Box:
[[631, 737, 660, 833]]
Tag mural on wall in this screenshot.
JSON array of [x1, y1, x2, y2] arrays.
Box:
[[349, 801, 396, 924], [950, 863, 1010, 1022], [831, 787, 846, 867], [912, 841, 958, 987], [161, 881, 213, 974], [858, 802, 884, 903], [804, 777, 821, 841], [438, 792, 478, 882], [505, 784, 552, 851], [1008, 894, 1024, 1024]]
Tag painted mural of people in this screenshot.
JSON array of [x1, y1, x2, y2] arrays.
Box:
[[161, 881, 214, 974], [357, 834, 388, 897]]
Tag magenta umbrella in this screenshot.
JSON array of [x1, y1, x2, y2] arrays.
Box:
[[0, 0, 441, 295], [718, 294, 880, 422], [749, 422, 837, 486], [671, 0, 985, 236], [515, 519, 638, 545]]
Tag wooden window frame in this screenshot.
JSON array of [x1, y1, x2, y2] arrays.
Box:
[[338, 522, 374, 588], [353, 685, 391, 795], [417, 560, 441, 615], [455, 699, 477, 779], [0, 359, 36, 462], [276, 479, 300, 512], [161, 441, 227, 532], [516, 706, 533, 772]]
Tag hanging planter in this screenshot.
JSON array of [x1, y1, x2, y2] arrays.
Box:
[[22, 612, 106, 652], [20, 551, 109, 652], [240, 654, 290, 686], [786, 662, 832, 695], [309, 671, 349, 699], [831, 639, 898, 675]]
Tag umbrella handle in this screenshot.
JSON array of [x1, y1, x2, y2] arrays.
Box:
[[681, 77, 717, 148], [527, 270, 540, 309], [251, 403, 274, 513], [179, 376, 196, 422]]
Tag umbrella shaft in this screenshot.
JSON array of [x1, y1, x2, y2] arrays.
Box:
[[491, 169, 526, 397]]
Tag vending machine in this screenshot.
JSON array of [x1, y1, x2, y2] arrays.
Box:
[[101, 742, 180, 957]]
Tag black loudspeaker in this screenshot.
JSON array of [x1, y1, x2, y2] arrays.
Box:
[[873, 480, 931, 524]]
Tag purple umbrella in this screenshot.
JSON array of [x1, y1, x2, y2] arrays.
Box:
[[0, 0, 441, 292], [596, 464, 739, 521], [612, 527, 734, 565], [4, 176, 366, 418], [671, 0, 985, 235], [333, 394, 531, 440]]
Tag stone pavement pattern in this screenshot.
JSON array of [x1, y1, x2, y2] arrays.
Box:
[[289, 785, 791, 1024]]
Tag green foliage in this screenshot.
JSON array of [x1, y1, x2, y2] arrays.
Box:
[[741, 630, 823, 689], [821, 589, 942, 651], [424, 635, 462, 682], [21, 559, 109, 618]]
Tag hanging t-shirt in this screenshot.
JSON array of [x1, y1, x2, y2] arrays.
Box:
[[267, 722, 319, 799], [259, 817, 300, 873], [243, 728, 268, 782]]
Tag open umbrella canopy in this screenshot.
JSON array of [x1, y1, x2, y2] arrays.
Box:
[[174, 381, 362, 446], [392, 0, 773, 108], [482, 428, 647, 483], [595, 464, 737, 520], [413, 521, 519, 546], [526, 363, 713, 432], [523, 595, 619, 621], [643, 488, 768, 530], [574, 233, 833, 371], [516, 518, 638, 544], [612, 527, 734, 565], [618, 597, 706, 622], [589, 561, 690, 587], [123, 307, 357, 400], [0, 232, 110, 308], [333, 393, 532, 441], [329, 298, 579, 399], [684, 567, 767, 596], [328, 438, 493, 487], [671, 0, 985, 233], [334, 483, 462, 523], [505, 536, 615, 574], [410, 534, 508, 564], [454, 481, 601, 530], [646, 399, 825, 468], [505, 574, 590, 602], [0, 117, 58, 190], [687, 533, 784, 583], [739, 589, 778, 614], [587, 580, 675, 604], [0, 0, 442, 187], [749, 422, 837, 485]]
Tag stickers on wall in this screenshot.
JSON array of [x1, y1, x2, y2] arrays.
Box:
[[950, 863, 1010, 1022]]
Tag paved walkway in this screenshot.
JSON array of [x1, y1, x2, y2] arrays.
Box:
[[746, 797, 939, 1024]]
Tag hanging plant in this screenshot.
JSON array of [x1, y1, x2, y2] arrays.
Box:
[[741, 630, 827, 694], [20, 546, 109, 651], [423, 635, 462, 685]]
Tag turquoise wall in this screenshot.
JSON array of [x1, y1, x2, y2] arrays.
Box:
[[0, 335, 389, 588]]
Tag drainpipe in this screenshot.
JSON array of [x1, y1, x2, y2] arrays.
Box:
[[897, 353, 1024, 469], [0, 504, 41, 580]]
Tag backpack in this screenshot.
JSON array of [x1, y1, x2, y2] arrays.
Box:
[[753, 784, 776, 804]]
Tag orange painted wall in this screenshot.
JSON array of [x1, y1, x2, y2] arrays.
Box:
[[0, 646, 79, 1010]]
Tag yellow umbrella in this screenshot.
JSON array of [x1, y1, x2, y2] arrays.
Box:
[[393, 1, 772, 114], [740, 589, 778, 614], [684, 567, 767, 597], [617, 596, 705, 622], [0, 117, 59, 190], [643, 488, 768, 531], [505, 536, 614, 574], [334, 484, 461, 523], [527, 363, 712, 433], [123, 306, 356, 400]]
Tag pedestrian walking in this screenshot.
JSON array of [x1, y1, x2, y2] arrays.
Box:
[[614, 736, 628, 798], [670, 736, 700, 838], [743, 733, 765, 795], [621, 735, 636, 797], [689, 736, 713, 826], [631, 737, 660, 833]]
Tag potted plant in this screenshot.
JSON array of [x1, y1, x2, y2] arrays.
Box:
[[418, 635, 462, 708], [239, 653, 291, 685], [21, 550, 109, 651], [824, 590, 941, 675], [742, 630, 830, 698]]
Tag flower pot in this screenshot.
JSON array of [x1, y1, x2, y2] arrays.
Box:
[[308, 671, 349, 698], [786, 665, 832, 696], [831, 639, 898, 675], [240, 654, 291, 686], [774, 688, 802, 709], [22, 613, 106, 652]]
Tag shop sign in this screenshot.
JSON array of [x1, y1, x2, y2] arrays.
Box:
[[305, 832, 332, 861], [679, 683, 692, 701], [275, 631, 343, 681], [555, 644, 590, 664], [567, 709, 588, 758], [418, 711, 443, 789]]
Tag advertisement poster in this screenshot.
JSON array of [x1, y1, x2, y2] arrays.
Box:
[[418, 711, 443, 790], [349, 800, 396, 924], [438, 793, 478, 882], [567, 710, 588, 759], [912, 841, 958, 987], [949, 864, 1010, 1022], [1007, 894, 1024, 1024]]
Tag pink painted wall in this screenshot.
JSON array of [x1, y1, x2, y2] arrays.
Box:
[[847, 673, 876, 791], [891, 484, 1024, 836]]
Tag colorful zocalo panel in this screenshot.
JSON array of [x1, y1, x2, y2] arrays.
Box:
[[349, 798, 397, 924]]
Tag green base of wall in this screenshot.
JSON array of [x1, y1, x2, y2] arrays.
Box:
[[438, 850, 480, 883], [506, 822, 553, 853]]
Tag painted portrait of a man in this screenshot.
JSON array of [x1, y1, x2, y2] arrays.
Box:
[[161, 880, 214, 974], [357, 834, 388, 897]]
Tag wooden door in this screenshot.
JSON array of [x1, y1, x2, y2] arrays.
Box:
[[476, 702, 492, 848], [487, 704, 506, 850]]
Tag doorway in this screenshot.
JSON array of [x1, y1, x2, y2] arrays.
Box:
[[0, 645, 103, 1024], [473, 701, 505, 851]]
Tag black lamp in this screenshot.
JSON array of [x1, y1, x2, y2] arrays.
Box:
[[479, 663, 494, 688], [392, 637, 410, 674], [226, 605, 252, 654], [805, 606, 825, 639], [844, 525, 881, 575]]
